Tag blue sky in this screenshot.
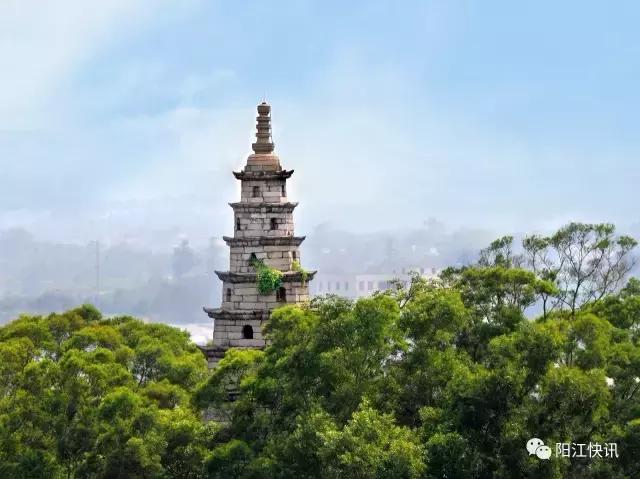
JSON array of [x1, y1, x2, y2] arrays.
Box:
[[1, 0, 639, 244]]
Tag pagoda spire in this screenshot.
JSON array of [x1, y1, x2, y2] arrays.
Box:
[[252, 102, 275, 154]]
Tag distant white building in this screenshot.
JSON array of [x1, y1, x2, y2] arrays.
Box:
[[310, 267, 440, 299]]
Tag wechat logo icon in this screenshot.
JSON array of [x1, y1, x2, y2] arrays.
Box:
[[527, 438, 552, 460]]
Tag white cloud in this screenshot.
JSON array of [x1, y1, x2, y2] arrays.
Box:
[[106, 105, 252, 200], [0, 0, 196, 130], [174, 322, 211, 345]]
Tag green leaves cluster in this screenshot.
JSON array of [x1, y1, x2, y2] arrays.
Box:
[[196, 269, 640, 478], [250, 257, 283, 295], [0, 305, 212, 479]]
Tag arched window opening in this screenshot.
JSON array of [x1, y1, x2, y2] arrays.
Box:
[[236, 217, 241, 231], [276, 286, 287, 302], [242, 325, 254, 339], [281, 184, 286, 196], [225, 288, 232, 302], [252, 186, 260, 198], [292, 251, 297, 260], [249, 252, 257, 266], [270, 218, 278, 230]]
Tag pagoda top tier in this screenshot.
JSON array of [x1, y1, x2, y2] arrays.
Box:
[[252, 102, 274, 154], [245, 101, 282, 172]]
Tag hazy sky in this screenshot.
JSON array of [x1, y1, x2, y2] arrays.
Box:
[[1, 0, 639, 244]]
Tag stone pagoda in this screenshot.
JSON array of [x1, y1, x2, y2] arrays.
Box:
[[202, 102, 315, 368]]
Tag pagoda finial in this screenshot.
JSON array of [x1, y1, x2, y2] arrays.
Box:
[[252, 101, 275, 154]]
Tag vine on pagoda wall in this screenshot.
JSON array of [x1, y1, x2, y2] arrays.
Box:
[[250, 257, 283, 294]]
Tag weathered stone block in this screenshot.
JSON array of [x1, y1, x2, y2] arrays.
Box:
[[229, 339, 265, 348]]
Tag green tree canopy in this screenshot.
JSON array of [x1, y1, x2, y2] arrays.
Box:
[[195, 264, 640, 478], [0, 305, 211, 479], [2, 222, 639, 478]]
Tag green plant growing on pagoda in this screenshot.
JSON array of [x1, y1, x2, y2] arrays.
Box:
[[291, 259, 309, 285], [250, 257, 283, 295]]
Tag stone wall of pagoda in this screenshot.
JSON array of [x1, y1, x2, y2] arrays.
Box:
[[219, 278, 310, 312], [240, 179, 288, 203], [229, 244, 299, 273], [231, 203, 296, 239]]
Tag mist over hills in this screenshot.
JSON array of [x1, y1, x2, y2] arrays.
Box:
[[3, 215, 638, 345], [0, 219, 496, 339]]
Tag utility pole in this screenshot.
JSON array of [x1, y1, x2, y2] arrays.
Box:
[[95, 240, 100, 309]]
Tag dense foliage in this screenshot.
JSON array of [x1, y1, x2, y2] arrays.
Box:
[[1, 222, 639, 478], [195, 223, 640, 478], [194, 276, 640, 478], [0, 306, 212, 478]]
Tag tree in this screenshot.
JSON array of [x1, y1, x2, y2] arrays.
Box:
[[478, 235, 522, 268], [318, 403, 425, 479], [0, 306, 208, 479], [523, 223, 637, 315]]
